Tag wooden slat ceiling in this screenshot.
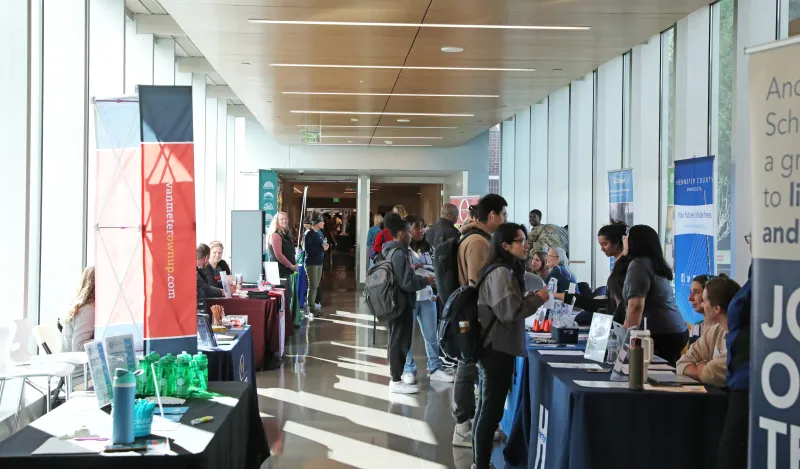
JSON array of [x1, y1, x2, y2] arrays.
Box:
[[158, 0, 713, 147]]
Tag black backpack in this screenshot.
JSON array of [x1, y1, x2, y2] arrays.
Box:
[[438, 264, 505, 362], [433, 229, 489, 306]]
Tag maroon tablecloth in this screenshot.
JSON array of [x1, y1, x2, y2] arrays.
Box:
[[207, 297, 281, 370]]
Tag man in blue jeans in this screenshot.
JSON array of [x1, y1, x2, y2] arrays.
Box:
[[402, 215, 454, 384]]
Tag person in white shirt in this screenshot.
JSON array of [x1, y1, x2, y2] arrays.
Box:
[[402, 216, 454, 384], [61, 266, 95, 352]]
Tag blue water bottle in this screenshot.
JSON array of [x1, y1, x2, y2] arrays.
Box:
[[112, 368, 136, 444]]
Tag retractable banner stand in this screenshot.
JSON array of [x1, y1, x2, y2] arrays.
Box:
[[673, 156, 715, 323], [449, 195, 481, 225], [93, 99, 145, 350], [608, 169, 634, 271], [139, 86, 197, 356], [747, 38, 800, 469]]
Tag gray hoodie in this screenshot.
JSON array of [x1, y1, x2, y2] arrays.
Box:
[[383, 241, 430, 314], [478, 266, 546, 357]]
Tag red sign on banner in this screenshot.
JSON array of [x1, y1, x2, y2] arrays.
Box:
[[450, 196, 481, 225]]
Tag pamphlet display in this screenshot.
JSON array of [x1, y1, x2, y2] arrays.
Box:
[[584, 314, 613, 362], [196, 314, 217, 348], [264, 261, 281, 285], [104, 334, 138, 373], [219, 271, 232, 298], [85, 340, 113, 407]]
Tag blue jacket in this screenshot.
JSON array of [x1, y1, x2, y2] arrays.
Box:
[[304, 229, 325, 266], [366, 225, 381, 254], [545, 265, 577, 292], [726, 267, 752, 390]]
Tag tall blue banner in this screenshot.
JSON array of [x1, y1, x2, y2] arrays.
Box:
[[608, 169, 634, 270], [747, 41, 800, 469], [673, 156, 715, 323]]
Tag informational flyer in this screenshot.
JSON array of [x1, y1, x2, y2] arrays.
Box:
[[584, 314, 613, 363], [104, 333, 137, 373], [84, 340, 113, 407]]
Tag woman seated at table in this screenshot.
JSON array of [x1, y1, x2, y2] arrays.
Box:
[[544, 247, 576, 292], [529, 250, 549, 279], [474, 223, 550, 469], [61, 266, 95, 352], [687, 274, 713, 345], [677, 275, 740, 387], [204, 241, 232, 288], [623, 225, 688, 366]]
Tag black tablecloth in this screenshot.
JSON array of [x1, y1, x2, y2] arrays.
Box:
[[503, 346, 728, 469], [201, 326, 256, 387], [0, 382, 270, 469]]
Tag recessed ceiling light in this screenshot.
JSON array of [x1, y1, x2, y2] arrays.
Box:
[[241, 62, 251, 66], [282, 91, 498, 98], [296, 125, 458, 129], [305, 143, 434, 147], [441, 46, 464, 53], [347, 140, 354, 143], [291, 110, 474, 117], [351, 118, 359, 122], [272, 63, 535, 72], [397, 118, 411, 123], [359, 80, 364, 83], [249, 20, 591, 31], [321, 135, 443, 139]]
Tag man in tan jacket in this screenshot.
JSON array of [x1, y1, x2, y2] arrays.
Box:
[[452, 194, 508, 448]]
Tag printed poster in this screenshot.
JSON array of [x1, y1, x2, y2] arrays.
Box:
[[746, 38, 800, 469], [673, 156, 715, 323], [608, 169, 633, 271]]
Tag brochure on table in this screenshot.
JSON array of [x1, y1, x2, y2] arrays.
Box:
[[104, 333, 138, 373], [220, 271, 233, 298], [85, 340, 114, 407], [584, 314, 613, 362]]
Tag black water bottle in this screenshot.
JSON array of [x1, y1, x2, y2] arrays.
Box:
[[629, 337, 644, 391]]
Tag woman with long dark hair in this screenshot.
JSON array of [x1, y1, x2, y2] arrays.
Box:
[[473, 223, 549, 468], [623, 225, 688, 365]]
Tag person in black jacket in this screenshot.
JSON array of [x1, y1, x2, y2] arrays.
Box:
[[382, 212, 436, 395], [304, 215, 328, 317], [424, 203, 460, 249], [196, 244, 224, 299]]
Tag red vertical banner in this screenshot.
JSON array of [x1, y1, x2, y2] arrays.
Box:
[[139, 86, 197, 354], [449, 196, 481, 225]]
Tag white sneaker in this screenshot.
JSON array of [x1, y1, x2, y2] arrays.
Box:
[[314, 303, 322, 311], [390, 380, 419, 394], [452, 420, 473, 448], [402, 373, 417, 385], [429, 369, 455, 383]]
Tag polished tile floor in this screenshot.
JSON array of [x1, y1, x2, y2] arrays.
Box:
[[256, 254, 497, 469]]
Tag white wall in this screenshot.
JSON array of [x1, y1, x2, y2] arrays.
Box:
[[530, 101, 549, 222], [568, 74, 595, 282], [630, 35, 661, 229], [593, 57, 624, 285], [547, 88, 570, 227]]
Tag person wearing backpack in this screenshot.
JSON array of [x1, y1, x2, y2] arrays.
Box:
[[380, 212, 436, 394], [452, 194, 508, 448], [402, 215, 454, 385], [473, 223, 550, 469]]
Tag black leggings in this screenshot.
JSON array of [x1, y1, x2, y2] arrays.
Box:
[[718, 390, 748, 469], [651, 330, 690, 366]]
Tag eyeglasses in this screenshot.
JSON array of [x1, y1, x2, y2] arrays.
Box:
[[547, 253, 559, 259], [744, 234, 751, 245], [511, 238, 527, 244]]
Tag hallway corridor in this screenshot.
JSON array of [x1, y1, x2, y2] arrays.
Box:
[[255, 253, 481, 469]]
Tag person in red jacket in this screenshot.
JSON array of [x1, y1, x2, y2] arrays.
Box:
[[373, 226, 393, 255]]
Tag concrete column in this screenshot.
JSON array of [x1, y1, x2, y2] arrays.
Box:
[[192, 73, 207, 244], [356, 174, 371, 284]]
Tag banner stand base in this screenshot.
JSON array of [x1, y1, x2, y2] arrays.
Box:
[[145, 336, 197, 357]]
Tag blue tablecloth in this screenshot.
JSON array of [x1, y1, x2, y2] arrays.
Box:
[[200, 326, 256, 387], [502, 338, 728, 469]]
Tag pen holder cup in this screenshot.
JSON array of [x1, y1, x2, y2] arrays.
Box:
[[133, 400, 156, 437]]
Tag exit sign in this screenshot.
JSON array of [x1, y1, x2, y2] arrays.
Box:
[[333, 197, 340, 203]]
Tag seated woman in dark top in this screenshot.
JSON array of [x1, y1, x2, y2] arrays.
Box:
[[623, 225, 688, 366], [204, 241, 231, 288], [544, 247, 577, 292]]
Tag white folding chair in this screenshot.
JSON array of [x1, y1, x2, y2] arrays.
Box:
[[32, 324, 90, 392], [0, 325, 75, 435]]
